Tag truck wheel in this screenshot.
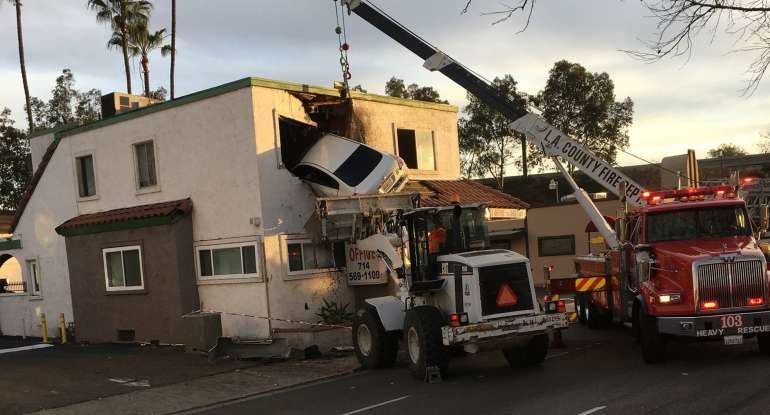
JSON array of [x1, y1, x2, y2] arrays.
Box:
[[757, 333, 770, 355], [502, 333, 549, 368], [353, 308, 398, 369], [638, 307, 666, 364], [403, 306, 449, 379], [576, 295, 587, 325]]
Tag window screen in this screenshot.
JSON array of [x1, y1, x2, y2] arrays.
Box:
[[134, 141, 157, 188], [77, 155, 96, 197], [538, 235, 576, 257]]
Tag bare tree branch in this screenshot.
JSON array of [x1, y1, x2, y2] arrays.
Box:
[[464, 0, 770, 94]]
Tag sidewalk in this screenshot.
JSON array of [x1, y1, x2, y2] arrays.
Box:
[[32, 355, 359, 415]]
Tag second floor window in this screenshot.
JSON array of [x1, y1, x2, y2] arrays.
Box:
[[397, 128, 435, 170], [76, 155, 96, 198], [134, 141, 157, 188]]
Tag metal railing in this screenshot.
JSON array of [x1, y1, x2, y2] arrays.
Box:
[[0, 281, 27, 294]]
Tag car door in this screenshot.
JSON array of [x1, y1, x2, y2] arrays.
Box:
[[293, 164, 342, 197]]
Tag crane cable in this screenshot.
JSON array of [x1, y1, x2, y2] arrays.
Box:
[[333, 0, 352, 97]]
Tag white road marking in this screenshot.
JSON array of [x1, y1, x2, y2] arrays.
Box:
[[341, 395, 410, 415], [546, 351, 569, 359], [0, 343, 53, 354], [577, 406, 607, 415]]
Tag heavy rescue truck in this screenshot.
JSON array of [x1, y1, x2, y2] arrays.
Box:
[[338, 0, 770, 365]]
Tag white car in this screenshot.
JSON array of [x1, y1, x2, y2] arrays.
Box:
[[293, 134, 408, 197]]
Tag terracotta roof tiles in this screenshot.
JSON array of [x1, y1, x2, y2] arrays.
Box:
[[56, 198, 192, 233]]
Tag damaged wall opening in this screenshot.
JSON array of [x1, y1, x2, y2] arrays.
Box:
[[278, 116, 321, 171], [397, 128, 435, 170]]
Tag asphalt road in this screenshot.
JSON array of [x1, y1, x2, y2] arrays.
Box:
[[194, 325, 770, 415]]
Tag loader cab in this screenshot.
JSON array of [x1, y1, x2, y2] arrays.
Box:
[[402, 204, 490, 283]]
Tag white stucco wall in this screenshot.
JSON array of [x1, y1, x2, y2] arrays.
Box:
[[63, 87, 270, 339], [0, 135, 78, 339]]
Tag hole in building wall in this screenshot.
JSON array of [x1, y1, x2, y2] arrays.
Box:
[[117, 329, 136, 342]]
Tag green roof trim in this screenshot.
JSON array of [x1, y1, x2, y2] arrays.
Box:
[[0, 239, 22, 251], [55, 214, 183, 237], [50, 76, 457, 140]]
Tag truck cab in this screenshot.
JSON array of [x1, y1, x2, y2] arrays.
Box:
[[575, 186, 770, 362]]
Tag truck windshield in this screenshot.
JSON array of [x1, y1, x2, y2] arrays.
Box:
[[435, 208, 490, 253], [646, 206, 751, 243]]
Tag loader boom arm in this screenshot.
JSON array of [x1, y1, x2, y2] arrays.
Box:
[[342, 0, 646, 247]]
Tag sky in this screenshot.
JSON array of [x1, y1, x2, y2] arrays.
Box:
[[1, 0, 769, 174]]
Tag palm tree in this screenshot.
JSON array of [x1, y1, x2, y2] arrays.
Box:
[[170, 0, 176, 99], [5, 0, 33, 131], [109, 23, 170, 97], [87, 0, 152, 95]]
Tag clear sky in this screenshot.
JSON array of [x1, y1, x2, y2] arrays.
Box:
[[1, 0, 768, 173]]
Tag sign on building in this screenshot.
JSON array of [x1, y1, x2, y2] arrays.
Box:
[[345, 244, 389, 286]]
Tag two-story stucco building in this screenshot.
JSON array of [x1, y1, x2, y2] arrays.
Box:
[[0, 77, 470, 343]]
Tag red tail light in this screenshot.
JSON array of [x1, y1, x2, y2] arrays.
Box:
[[449, 313, 460, 327], [557, 300, 566, 313], [749, 298, 764, 306], [702, 301, 719, 310]]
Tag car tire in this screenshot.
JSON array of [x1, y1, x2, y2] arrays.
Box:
[[353, 308, 399, 370], [638, 307, 666, 364], [403, 306, 449, 380], [502, 333, 549, 368]]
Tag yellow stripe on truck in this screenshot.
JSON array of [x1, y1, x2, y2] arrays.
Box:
[[575, 276, 607, 292]]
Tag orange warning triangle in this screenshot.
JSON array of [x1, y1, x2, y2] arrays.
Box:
[[496, 284, 518, 307]]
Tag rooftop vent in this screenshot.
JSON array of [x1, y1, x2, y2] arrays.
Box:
[[101, 92, 160, 119]]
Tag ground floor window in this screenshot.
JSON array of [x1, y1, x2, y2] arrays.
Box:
[[103, 246, 144, 291], [538, 235, 576, 257], [27, 259, 40, 295], [197, 243, 258, 279], [285, 239, 334, 275]]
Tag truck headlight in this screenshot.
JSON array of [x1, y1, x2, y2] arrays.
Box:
[[658, 293, 682, 304]]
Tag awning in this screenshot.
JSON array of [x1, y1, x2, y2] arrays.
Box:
[[56, 198, 192, 237]]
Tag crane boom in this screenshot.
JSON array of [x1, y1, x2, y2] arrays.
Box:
[[341, 0, 647, 211]]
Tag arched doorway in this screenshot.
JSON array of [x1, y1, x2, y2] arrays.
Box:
[[0, 254, 24, 293]]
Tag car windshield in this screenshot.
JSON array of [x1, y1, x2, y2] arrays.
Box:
[[333, 145, 383, 187], [646, 206, 751, 243]]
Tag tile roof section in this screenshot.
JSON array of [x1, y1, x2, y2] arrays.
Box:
[[56, 198, 192, 234], [406, 180, 529, 209]]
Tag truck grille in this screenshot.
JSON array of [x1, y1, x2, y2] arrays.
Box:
[[478, 263, 534, 317], [696, 260, 766, 311]]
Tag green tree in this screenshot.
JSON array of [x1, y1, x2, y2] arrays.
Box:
[[87, 0, 153, 95], [4, 0, 33, 131], [0, 108, 31, 210], [533, 60, 633, 173], [28, 69, 102, 130], [458, 75, 538, 188], [759, 130, 770, 154], [109, 22, 170, 97], [708, 143, 748, 158], [384, 77, 448, 103]]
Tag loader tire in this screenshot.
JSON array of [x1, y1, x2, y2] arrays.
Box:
[[758, 333, 770, 355], [404, 306, 449, 380], [353, 308, 399, 370], [639, 307, 666, 364], [502, 333, 549, 368]]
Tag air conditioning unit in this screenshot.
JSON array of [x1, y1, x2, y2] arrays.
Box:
[[101, 92, 161, 118]]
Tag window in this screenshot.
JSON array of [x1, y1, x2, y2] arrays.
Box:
[[27, 259, 40, 295], [333, 145, 383, 187], [103, 246, 144, 291], [646, 206, 752, 243], [538, 235, 576, 257], [397, 128, 435, 170], [134, 141, 157, 188], [293, 165, 340, 190], [197, 243, 258, 279], [286, 240, 334, 274], [76, 155, 96, 198]]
